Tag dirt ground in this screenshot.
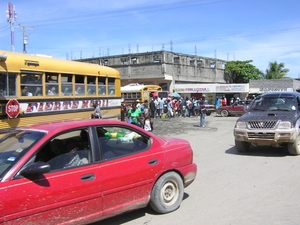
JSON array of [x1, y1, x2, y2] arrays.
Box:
[[95, 114, 300, 225], [151, 113, 217, 136]]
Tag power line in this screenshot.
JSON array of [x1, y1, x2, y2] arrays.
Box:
[[17, 0, 231, 27], [16, 25, 35, 53]]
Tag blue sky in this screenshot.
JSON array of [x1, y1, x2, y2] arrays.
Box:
[[0, 0, 300, 78]]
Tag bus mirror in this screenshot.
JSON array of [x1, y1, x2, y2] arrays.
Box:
[[0, 53, 7, 61]]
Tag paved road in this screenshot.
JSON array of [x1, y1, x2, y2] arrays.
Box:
[[95, 114, 300, 225]]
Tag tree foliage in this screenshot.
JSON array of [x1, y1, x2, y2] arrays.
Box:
[[224, 60, 261, 83], [263, 61, 289, 79]]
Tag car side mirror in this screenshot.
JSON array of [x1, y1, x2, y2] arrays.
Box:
[[20, 162, 51, 176]]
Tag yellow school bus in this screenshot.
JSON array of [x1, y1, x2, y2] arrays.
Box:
[[0, 50, 121, 132], [121, 83, 162, 105]]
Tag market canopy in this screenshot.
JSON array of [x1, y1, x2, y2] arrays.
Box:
[[171, 92, 181, 98]]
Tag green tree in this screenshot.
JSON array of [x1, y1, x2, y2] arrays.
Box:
[[263, 61, 289, 79], [224, 60, 261, 83]]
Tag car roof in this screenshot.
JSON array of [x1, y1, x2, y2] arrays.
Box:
[[17, 119, 128, 133], [259, 92, 300, 97]]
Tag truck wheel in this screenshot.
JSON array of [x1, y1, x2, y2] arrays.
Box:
[[235, 140, 250, 152], [206, 112, 211, 116], [150, 172, 184, 214], [221, 110, 229, 117], [288, 136, 300, 155]]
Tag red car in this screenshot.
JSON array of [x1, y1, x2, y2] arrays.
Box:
[[216, 101, 252, 117], [0, 119, 197, 224]]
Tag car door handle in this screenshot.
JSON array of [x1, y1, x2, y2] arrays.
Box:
[[148, 159, 158, 165], [80, 173, 95, 181]]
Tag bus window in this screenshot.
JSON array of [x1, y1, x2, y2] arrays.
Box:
[[46, 73, 59, 96], [0, 72, 16, 97], [61, 74, 73, 96], [75, 75, 85, 96], [108, 78, 115, 95], [98, 77, 106, 95], [132, 93, 137, 99], [20, 72, 42, 96], [87, 76, 96, 96]]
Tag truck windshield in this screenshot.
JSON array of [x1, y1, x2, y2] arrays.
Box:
[[250, 96, 297, 111]]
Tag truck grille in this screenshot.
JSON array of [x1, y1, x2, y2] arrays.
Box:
[[248, 132, 275, 139], [248, 121, 277, 129]]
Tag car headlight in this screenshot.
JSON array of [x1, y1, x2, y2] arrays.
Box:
[[277, 121, 291, 129], [235, 121, 247, 128]]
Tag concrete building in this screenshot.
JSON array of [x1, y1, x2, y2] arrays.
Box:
[[249, 79, 300, 94], [78, 50, 227, 92]]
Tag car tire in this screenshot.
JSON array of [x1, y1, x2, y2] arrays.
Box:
[[206, 112, 211, 116], [235, 140, 250, 152], [288, 136, 300, 155], [220, 110, 229, 117], [150, 172, 184, 214]]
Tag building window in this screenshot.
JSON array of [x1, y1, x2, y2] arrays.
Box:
[[131, 57, 138, 64], [153, 55, 161, 63], [190, 58, 195, 65], [173, 56, 179, 64], [197, 60, 202, 67]]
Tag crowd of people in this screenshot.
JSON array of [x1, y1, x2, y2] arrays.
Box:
[[120, 95, 209, 131], [92, 93, 255, 132]]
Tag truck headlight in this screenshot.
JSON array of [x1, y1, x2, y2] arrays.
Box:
[[235, 121, 247, 128], [277, 121, 291, 129]]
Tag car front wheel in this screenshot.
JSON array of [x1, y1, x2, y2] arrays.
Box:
[[150, 172, 184, 214], [220, 110, 229, 117], [288, 135, 300, 155], [235, 139, 250, 152]]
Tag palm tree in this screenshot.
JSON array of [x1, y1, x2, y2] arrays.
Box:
[[264, 61, 289, 79]]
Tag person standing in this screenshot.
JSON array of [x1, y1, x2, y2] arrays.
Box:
[[221, 96, 227, 106], [120, 101, 127, 121], [158, 97, 164, 118], [155, 97, 159, 118], [127, 102, 143, 127], [149, 98, 156, 119], [166, 99, 173, 119], [143, 112, 153, 132], [141, 100, 149, 117], [184, 97, 191, 117], [215, 98, 220, 109], [91, 101, 102, 119], [199, 96, 207, 127]]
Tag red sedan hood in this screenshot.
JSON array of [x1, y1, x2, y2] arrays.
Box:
[[158, 136, 190, 148]]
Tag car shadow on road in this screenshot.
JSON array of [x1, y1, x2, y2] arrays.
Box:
[[91, 193, 190, 225], [225, 145, 288, 157]]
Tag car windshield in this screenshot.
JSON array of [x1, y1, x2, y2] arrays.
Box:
[[0, 130, 46, 180], [250, 96, 297, 112]]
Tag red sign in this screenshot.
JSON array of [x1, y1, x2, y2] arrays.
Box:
[[6, 99, 20, 118]]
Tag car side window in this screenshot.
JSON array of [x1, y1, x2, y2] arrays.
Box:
[[96, 126, 150, 160], [34, 129, 92, 171]]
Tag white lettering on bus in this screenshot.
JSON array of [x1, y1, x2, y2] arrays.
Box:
[[8, 105, 19, 112]]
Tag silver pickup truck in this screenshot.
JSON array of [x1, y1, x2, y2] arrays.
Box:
[[234, 92, 300, 155]]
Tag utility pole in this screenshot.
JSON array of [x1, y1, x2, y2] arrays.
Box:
[[6, 2, 17, 52], [17, 25, 34, 53]]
